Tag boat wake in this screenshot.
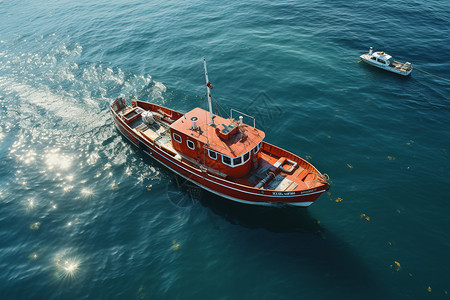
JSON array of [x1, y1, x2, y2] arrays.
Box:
[[0, 36, 166, 212]]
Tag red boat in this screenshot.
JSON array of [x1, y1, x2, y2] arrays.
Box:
[[111, 59, 329, 206]]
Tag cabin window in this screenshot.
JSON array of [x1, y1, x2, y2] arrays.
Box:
[[253, 142, 262, 154], [243, 151, 250, 162], [371, 57, 376, 61], [221, 152, 250, 167], [173, 133, 182, 143], [208, 149, 217, 160], [377, 59, 385, 64], [187, 140, 195, 150], [222, 155, 232, 166]]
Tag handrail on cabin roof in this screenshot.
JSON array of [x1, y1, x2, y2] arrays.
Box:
[[230, 109, 256, 128]]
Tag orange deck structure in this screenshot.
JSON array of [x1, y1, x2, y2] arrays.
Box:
[[169, 107, 264, 179]]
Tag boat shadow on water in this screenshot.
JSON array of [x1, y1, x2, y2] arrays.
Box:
[[168, 174, 386, 297], [188, 179, 387, 296]]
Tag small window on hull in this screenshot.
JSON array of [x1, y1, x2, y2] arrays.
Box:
[[173, 133, 182, 143], [208, 149, 217, 160], [187, 140, 195, 150]]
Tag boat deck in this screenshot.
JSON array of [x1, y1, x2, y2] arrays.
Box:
[[124, 108, 178, 155], [389, 60, 412, 72], [117, 104, 324, 192], [234, 150, 322, 191]]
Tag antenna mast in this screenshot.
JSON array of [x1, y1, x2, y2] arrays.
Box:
[[203, 58, 214, 126]]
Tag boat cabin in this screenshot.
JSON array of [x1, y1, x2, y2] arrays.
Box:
[[169, 107, 265, 178], [370, 51, 392, 65]]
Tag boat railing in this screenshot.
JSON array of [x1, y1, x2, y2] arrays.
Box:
[[230, 109, 256, 127]]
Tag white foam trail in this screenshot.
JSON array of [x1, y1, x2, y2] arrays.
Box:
[[0, 76, 107, 129], [0, 39, 167, 135]]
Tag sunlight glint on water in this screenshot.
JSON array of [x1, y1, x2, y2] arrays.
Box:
[[0, 0, 449, 299]]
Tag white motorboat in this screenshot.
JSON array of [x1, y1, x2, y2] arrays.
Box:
[[360, 47, 412, 76]]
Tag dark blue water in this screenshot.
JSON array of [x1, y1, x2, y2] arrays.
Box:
[[1, 0, 449, 299]]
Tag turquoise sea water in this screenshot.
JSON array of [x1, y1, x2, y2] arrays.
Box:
[[1, 0, 449, 299]]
